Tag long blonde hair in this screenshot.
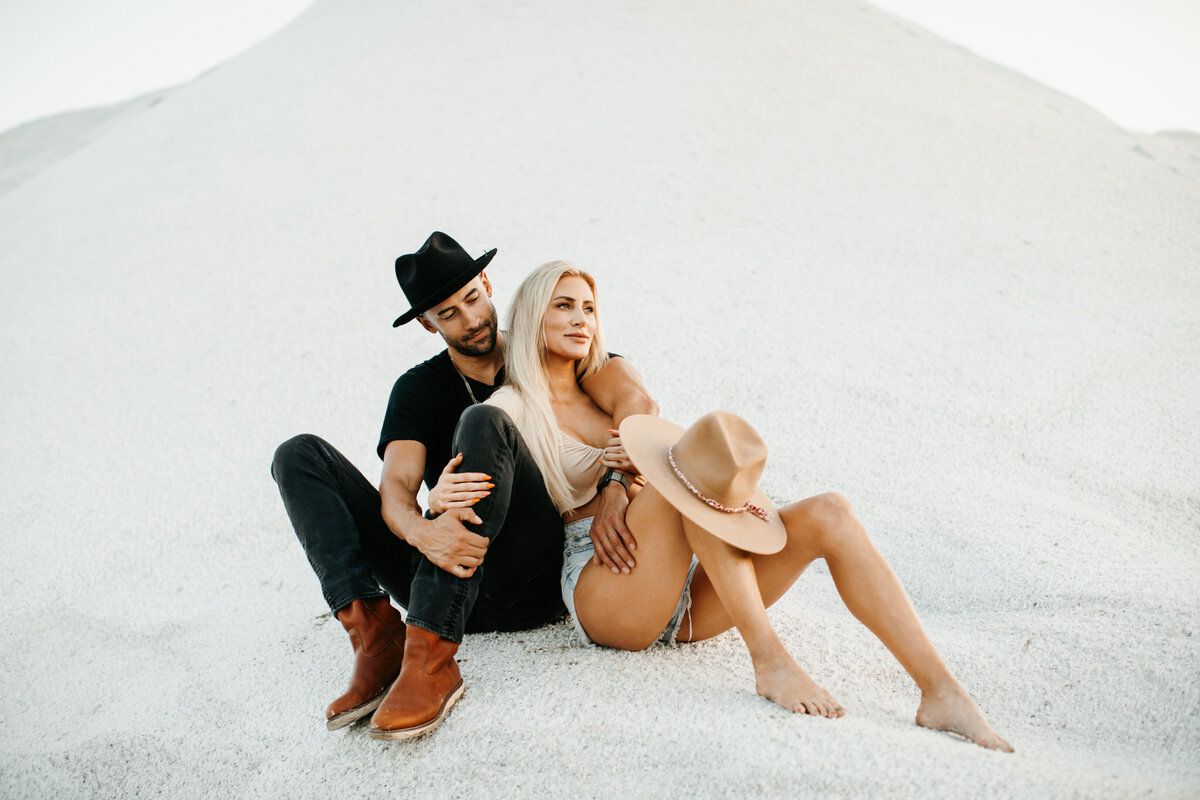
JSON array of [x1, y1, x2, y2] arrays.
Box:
[[502, 260, 608, 513]]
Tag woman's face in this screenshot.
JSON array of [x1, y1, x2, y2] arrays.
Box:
[[542, 275, 596, 362]]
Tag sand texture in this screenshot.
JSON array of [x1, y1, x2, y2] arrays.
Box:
[[1, 0, 1198, 797]]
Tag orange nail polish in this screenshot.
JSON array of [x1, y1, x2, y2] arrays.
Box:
[[486, 483, 494, 489]]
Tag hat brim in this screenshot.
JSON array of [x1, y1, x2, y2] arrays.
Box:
[[620, 415, 787, 555], [392, 248, 497, 327]]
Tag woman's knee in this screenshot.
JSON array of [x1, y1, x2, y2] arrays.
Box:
[[788, 492, 860, 550], [811, 492, 854, 521]]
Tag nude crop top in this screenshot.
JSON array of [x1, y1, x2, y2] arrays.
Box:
[[485, 387, 605, 509]]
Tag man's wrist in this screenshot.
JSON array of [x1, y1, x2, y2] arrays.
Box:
[[396, 508, 432, 548]]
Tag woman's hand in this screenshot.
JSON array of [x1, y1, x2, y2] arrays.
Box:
[[599, 429, 635, 472], [590, 483, 637, 574], [589, 430, 639, 573], [427, 452, 493, 517]]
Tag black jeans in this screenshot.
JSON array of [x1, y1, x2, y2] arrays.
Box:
[[270, 405, 565, 643]]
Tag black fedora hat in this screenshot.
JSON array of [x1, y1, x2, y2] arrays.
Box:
[[392, 232, 497, 326]]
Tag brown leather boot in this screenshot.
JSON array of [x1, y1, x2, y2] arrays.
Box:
[[325, 597, 407, 730], [368, 625, 464, 740]]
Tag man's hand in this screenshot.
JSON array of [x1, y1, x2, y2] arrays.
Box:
[[408, 507, 490, 578], [427, 452, 493, 517], [599, 429, 635, 472]]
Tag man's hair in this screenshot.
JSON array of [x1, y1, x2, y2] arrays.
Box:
[[501, 260, 608, 513]]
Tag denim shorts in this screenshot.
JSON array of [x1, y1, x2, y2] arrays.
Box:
[[561, 517, 699, 646]]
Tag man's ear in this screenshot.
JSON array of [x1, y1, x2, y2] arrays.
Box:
[[479, 271, 492, 296], [416, 315, 438, 334]]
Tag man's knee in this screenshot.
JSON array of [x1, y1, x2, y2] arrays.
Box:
[[271, 433, 325, 481]]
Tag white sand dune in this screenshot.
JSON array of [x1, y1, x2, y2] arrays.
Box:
[[0, 89, 174, 196], [2, 0, 1197, 797]]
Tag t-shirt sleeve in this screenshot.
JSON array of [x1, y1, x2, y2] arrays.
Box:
[[377, 370, 439, 460]]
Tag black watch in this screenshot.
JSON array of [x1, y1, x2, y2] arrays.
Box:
[[597, 469, 631, 494]]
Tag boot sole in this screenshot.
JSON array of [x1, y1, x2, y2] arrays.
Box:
[[368, 680, 465, 740], [326, 689, 387, 731]]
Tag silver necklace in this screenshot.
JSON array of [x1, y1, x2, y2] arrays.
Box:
[[451, 359, 482, 405], [458, 371, 480, 405]]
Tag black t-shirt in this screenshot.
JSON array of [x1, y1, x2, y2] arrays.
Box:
[[378, 350, 621, 491], [377, 350, 506, 490]]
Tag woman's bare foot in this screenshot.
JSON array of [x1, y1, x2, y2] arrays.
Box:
[[753, 653, 845, 718], [915, 682, 1013, 752]]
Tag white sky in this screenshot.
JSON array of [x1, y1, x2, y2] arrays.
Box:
[[0, 0, 1197, 136], [870, 0, 1200, 133], [0, 0, 314, 133]]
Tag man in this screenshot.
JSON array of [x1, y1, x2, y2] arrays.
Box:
[[271, 231, 656, 740]]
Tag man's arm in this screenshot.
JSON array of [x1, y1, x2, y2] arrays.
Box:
[[580, 355, 659, 425], [380, 439, 489, 578], [579, 356, 658, 573]]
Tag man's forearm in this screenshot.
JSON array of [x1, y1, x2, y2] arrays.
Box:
[[581, 356, 659, 425], [610, 390, 658, 426], [380, 475, 490, 575], [380, 481, 426, 544]]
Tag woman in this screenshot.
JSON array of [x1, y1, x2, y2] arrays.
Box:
[[483, 260, 1012, 752]]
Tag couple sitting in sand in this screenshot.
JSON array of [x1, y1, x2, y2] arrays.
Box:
[[271, 232, 1011, 752]]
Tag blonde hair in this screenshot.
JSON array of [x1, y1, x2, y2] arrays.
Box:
[[502, 260, 608, 513]]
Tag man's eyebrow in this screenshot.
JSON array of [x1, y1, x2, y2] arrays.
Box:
[[435, 291, 477, 316]]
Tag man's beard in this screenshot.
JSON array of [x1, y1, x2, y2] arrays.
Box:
[[450, 307, 499, 357]]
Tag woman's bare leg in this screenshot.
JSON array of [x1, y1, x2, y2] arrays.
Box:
[[679, 515, 844, 718], [573, 487, 701, 650], [774, 493, 1011, 751], [576, 485, 836, 723], [578, 488, 1009, 747], [678, 492, 1010, 749]]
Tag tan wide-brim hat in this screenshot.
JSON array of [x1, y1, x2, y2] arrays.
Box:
[[620, 411, 786, 555]]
